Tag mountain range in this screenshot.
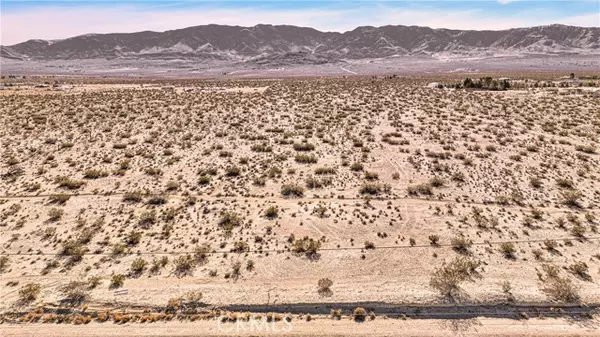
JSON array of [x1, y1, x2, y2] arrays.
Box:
[[1, 24, 599, 62]]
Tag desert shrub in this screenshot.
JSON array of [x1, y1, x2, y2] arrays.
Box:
[[313, 204, 328, 218], [109, 274, 125, 289], [19, 283, 41, 303], [281, 184, 305, 197], [60, 240, 86, 264], [571, 224, 586, 238], [451, 172, 466, 182], [542, 276, 580, 302], [359, 183, 390, 195], [83, 169, 109, 179], [47, 208, 64, 221], [567, 261, 590, 280], [500, 242, 516, 259], [173, 254, 196, 277], [198, 175, 211, 185], [330, 309, 342, 320], [430, 257, 480, 297], [231, 261, 242, 279], [317, 278, 333, 295], [194, 244, 211, 265], [125, 230, 142, 246], [575, 144, 596, 154], [407, 183, 433, 196], [251, 143, 272, 152], [147, 195, 167, 205], [530, 177, 542, 188], [430, 177, 445, 187], [264, 206, 279, 219], [540, 264, 580, 302], [166, 181, 179, 191], [198, 167, 218, 176], [555, 178, 574, 189], [150, 256, 169, 274], [145, 167, 163, 176], [87, 276, 102, 289], [532, 249, 544, 260], [353, 307, 367, 322], [364, 241, 375, 249], [0, 256, 9, 272], [130, 258, 148, 276], [315, 167, 336, 175], [253, 177, 266, 186], [218, 211, 242, 231], [305, 176, 325, 189], [543, 239, 558, 252], [293, 142, 315, 151], [49, 194, 71, 205], [59, 281, 90, 305], [350, 162, 364, 171], [123, 191, 144, 203], [561, 190, 583, 207], [138, 210, 157, 228], [364, 171, 379, 180], [292, 236, 321, 258], [55, 176, 85, 190], [295, 154, 318, 164], [450, 235, 473, 254], [428, 235, 440, 246], [225, 166, 241, 177], [232, 241, 249, 253]]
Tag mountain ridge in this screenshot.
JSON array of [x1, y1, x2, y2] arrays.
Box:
[[2, 23, 598, 62]]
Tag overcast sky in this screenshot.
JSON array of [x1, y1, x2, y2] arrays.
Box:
[[1, 0, 599, 45]]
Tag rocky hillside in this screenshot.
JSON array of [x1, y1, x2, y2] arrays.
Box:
[[1, 24, 598, 61]]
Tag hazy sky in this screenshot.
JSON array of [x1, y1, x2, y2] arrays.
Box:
[[1, 1, 599, 45]]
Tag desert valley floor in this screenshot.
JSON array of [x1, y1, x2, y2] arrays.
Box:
[[0, 74, 599, 335]]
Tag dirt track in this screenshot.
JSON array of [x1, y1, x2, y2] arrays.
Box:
[[3, 317, 600, 337]]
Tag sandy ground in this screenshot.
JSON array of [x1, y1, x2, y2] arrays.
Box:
[[2, 55, 600, 77], [3, 317, 600, 337]]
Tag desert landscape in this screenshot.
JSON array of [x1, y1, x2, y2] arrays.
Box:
[[0, 71, 599, 335]]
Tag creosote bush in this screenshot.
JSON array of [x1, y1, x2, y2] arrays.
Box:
[[430, 257, 481, 297]]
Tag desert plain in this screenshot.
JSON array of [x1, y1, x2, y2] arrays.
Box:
[[1, 73, 599, 335]]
